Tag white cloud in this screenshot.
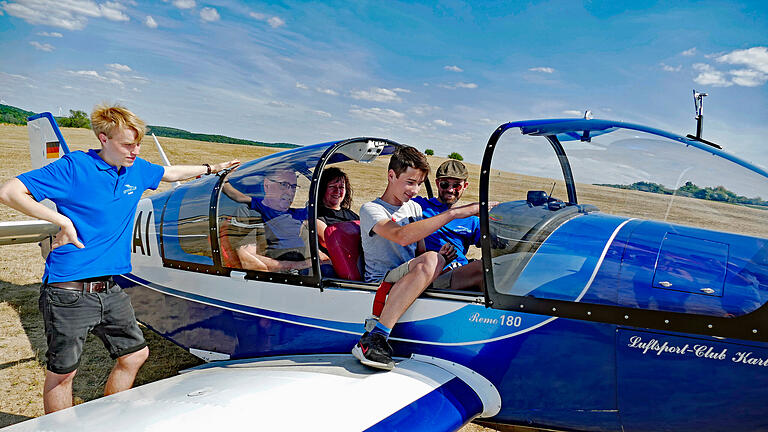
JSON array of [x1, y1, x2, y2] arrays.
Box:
[[107, 63, 132, 72], [350, 87, 405, 103], [250, 11, 285, 28], [349, 107, 405, 124], [661, 63, 682, 72], [562, 110, 583, 116], [716, 46, 768, 74], [408, 105, 440, 116], [67, 68, 140, 87], [267, 16, 285, 28], [529, 67, 555, 73], [433, 119, 451, 127], [295, 82, 308, 90], [316, 87, 338, 96], [1, 0, 130, 30], [690, 48, 768, 87], [392, 87, 410, 93], [313, 110, 332, 118], [200, 7, 219, 22], [0, 72, 28, 81], [145, 15, 157, 28], [444, 65, 463, 72], [693, 63, 732, 87], [682, 47, 697, 56], [267, 100, 290, 108], [37, 31, 63, 37], [439, 82, 478, 89], [71, 70, 101, 78], [729, 68, 768, 87], [100, 1, 128, 21], [29, 41, 54, 52], [173, 0, 195, 9]]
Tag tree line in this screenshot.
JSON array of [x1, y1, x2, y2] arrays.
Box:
[[598, 180, 768, 208], [0, 104, 297, 149]]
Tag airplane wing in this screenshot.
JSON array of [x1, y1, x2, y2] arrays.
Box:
[[3, 354, 501, 432], [0, 113, 67, 247], [0, 220, 58, 246]]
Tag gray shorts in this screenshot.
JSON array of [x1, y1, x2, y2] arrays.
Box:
[[39, 282, 146, 374], [383, 259, 453, 289]]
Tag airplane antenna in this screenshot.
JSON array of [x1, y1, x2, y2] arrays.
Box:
[[693, 89, 707, 139], [549, 181, 556, 198], [152, 133, 181, 188]]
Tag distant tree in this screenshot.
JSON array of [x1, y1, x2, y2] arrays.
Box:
[[424, 149, 434, 156], [58, 109, 91, 129], [448, 152, 463, 161]]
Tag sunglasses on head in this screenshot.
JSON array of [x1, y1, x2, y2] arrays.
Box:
[[438, 181, 464, 190]]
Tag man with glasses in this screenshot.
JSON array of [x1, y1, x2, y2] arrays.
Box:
[[412, 160, 484, 289], [225, 169, 329, 274]]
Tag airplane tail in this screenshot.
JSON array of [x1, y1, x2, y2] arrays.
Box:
[[27, 112, 70, 170]]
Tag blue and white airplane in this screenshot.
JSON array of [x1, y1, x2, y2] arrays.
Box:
[[2, 108, 768, 432]]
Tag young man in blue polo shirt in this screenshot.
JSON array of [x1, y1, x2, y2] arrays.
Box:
[[412, 160, 483, 282], [0, 104, 238, 413]]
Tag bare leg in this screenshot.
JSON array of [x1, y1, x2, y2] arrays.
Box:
[[104, 346, 149, 396], [43, 369, 77, 413], [448, 260, 484, 291], [379, 252, 444, 328]]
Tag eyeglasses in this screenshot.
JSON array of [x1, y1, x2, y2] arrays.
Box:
[[438, 181, 465, 190], [267, 178, 299, 190]]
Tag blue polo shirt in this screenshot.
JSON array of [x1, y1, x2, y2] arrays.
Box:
[[412, 196, 481, 268], [249, 197, 309, 252], [17, 150, 165, 282]]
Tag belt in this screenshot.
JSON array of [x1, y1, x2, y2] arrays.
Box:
[[48, 280, 114, 293]]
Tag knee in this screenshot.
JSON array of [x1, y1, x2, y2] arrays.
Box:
[[417, 252, 444, 277], [118, 346, 149, 369], [46, 369, 77, 387]]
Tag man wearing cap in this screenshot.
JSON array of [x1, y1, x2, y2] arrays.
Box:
[[0, 104, 239, 413], [412, 160, 483, 288]]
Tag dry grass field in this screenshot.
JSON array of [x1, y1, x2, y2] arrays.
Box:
[[1, 122, 765, 430]]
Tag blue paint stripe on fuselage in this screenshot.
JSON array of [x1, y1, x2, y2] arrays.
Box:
[[364, 377, 483, 432], [117, 273, 365, 334]]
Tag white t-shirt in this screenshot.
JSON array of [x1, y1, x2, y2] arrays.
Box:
[[360, 198, 423, 282]]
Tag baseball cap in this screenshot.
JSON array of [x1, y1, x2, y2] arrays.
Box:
[[435, 160, 468, 180]]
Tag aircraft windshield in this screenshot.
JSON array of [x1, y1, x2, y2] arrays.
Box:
[[486, 122, 768, 328]]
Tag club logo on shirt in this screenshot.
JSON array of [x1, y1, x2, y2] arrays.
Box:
[[124, 184, 137, 195]]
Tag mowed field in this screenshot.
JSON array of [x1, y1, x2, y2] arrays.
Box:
[[1, 122, 765, 430]]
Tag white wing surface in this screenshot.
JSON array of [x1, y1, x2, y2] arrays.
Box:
[[0, 220, 58, 246], [3, 354, 501, 432]]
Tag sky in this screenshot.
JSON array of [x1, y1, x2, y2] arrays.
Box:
[[0, 0, 766, 170]]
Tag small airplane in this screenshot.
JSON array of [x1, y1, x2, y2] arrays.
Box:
[[2, 100, 768, 431]]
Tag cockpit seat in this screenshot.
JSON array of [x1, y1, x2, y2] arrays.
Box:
[[324, 220, 363, 281], [218, 218, 242, 268]]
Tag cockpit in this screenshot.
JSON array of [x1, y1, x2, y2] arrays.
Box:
[[149, 119, 768, 342]]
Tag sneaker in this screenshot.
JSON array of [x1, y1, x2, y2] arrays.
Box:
[[352, 331, 395, 370]]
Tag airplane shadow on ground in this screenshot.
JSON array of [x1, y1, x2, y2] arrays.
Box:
[[0, 279, 203, 428]]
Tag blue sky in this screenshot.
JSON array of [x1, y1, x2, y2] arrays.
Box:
[[0, 0, 766, 168]]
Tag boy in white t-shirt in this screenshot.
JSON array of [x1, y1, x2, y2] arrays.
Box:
[[352, 146, 483, 370]]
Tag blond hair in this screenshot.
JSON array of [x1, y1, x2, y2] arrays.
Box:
[[90, 104, 146, 144]]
